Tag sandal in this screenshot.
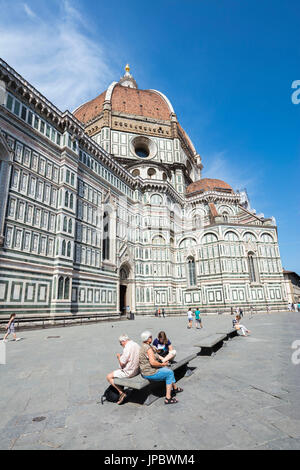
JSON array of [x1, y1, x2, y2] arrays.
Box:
[[174, 387, 184, 393], [117, 392, 127, 405], [165, 397, 178, 405]]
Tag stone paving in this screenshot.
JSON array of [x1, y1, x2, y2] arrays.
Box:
[[0, 311, 300, 450]]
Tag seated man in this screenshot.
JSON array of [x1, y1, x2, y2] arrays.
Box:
[[106, 334, 140, 405]]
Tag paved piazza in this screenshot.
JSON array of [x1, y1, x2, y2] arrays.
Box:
[[0, 312, 300, 450]]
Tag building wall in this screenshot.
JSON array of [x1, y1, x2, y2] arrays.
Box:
[[0, 62, 288, 317]]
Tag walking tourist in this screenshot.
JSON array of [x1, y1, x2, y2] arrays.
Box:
[[106, 334, 140, 405], [139, 331, 183, 405], [2, 314, 20, 342], [187, 308, 193, 328], [195, 308, 203, 329]]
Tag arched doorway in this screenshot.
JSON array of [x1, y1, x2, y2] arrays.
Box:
[[119, 263, 135, 315]]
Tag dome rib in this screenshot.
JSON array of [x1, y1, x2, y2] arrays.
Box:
[[187, 178, 233, 195], [73, 84, 172, 124]]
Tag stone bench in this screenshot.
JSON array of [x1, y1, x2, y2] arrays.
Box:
[[194, 333, 227, 356], [216, 328, 239, 340], [114, 353, 197, 405]]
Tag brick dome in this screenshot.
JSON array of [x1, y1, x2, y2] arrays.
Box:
[[73, 84, 172, 124], [186, 178, 233, 195], [73, 91, 106, 125]]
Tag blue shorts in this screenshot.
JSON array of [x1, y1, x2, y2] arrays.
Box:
[[142, 367, 176, 385]]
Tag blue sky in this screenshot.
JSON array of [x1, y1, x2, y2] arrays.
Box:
[[0, 0, 299, 272]]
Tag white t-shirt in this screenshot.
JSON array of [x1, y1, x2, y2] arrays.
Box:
[[119, 340, 140, 377], [187, 310, 193, 319]]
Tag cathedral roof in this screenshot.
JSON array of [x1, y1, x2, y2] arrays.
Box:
[[73, 65, 198, 159], [186, 178, 233, 195], [73, 65, 174, 124], [73, 90, 106, 124]]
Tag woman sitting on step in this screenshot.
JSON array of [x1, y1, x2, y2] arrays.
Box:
[[152, 331, 176, 363]]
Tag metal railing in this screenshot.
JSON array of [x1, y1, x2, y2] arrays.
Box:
[[0, 313, 123, 331]]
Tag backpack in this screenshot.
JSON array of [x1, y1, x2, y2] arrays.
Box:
[[100, 385, 120, 404]]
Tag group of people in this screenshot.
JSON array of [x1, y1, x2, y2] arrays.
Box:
[[230, 307, 244, 317], [155, 308, 165, 317], [106, 330, 181, 405], [187, 308, 203, 329], [288, 302, 300, 312]]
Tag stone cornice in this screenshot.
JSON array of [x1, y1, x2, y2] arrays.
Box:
[[139, 179, 184, 205], [0, 58, 138, 189], [0, 58, 84, 132], [186, 190, 240, 205]]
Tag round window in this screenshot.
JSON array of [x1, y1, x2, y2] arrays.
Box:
[[135, 146, 149, 159], [130, 136, 157, 160], [147, 168, 156, 177]]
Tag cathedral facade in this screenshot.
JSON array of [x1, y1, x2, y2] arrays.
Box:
[[0, 59, 287, 317]]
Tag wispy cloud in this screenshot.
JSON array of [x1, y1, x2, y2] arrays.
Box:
[[202, 150, 259, 192], [0, 0, 115, 111], [23, 3, 37, 19]]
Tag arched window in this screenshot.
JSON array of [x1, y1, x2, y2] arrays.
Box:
[[153, 235, 165, 245], [68, 219, 72, 233], [58, 276, 64, 299], [64, 191, 69, 207], [202, 233, 218, 244], [179, 238, 197, 249], [63, 216, 68, 232], [248, 252, 257, 282], [64, 277, 70, 299], [224, 231, 239, 241], [150, 194, 162, 205], [261, 233, 273, 243], [70, 193, 74, 209], [187, 257, 196, 286], [102, 211, 110, 260], [67, 241, 71, 257], [243, 232, 256, 242], [61, 240, 66, 256]]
